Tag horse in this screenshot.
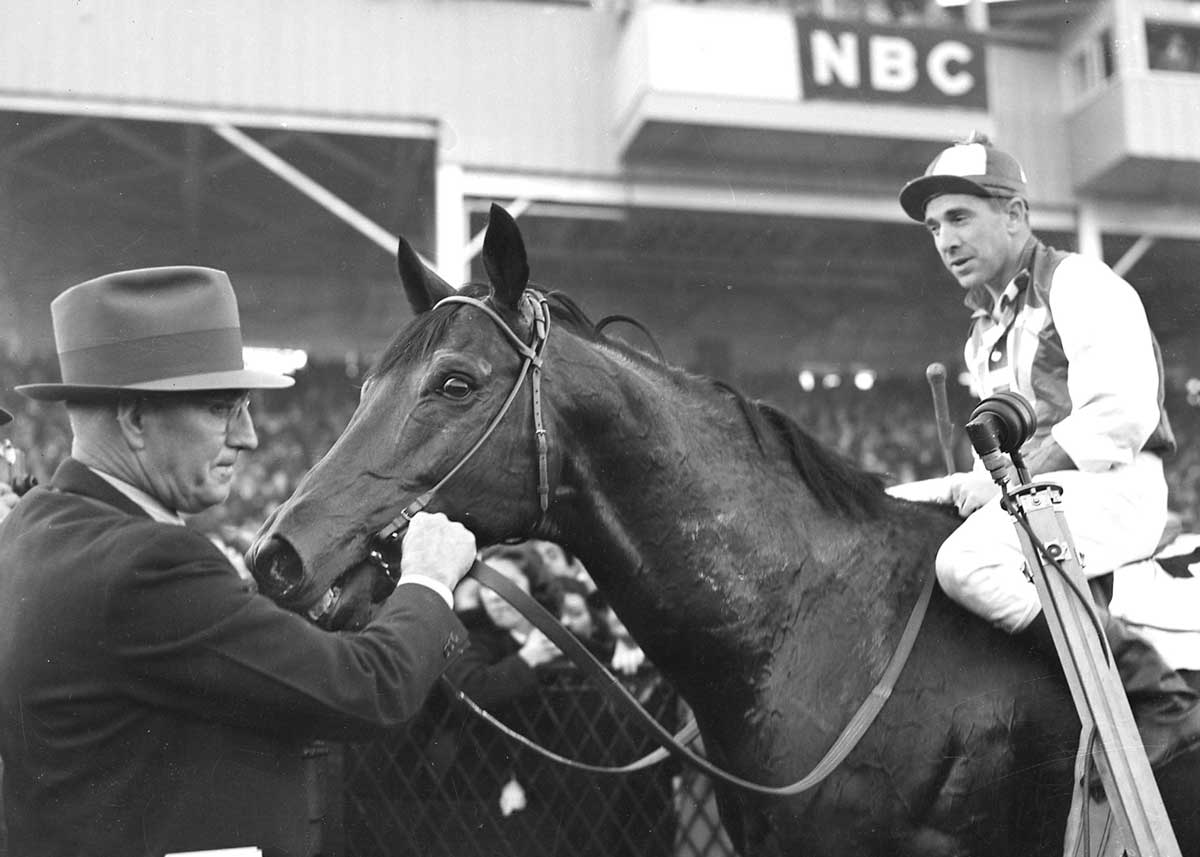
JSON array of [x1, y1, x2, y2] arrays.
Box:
[[249, 205, 1200, 857]]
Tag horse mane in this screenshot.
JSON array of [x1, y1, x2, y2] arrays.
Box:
[[541, 291, 886, 522], [370, 285, 884, 521]]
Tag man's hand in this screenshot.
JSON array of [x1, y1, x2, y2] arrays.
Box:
[[947, 470, 1001, 518], [0, 482, 18, 523], [398, 512, 476, 591], [518, 628, 561, 668]]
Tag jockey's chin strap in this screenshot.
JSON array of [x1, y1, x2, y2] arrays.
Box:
[[367, 290, 552, 580]]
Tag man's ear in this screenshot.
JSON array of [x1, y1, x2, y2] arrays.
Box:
[[115, 397, 149, 450], [1005, 197, 1030, 231]]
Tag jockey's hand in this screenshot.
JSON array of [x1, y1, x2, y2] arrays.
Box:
[[398, 512, 477, 591], [518, 628, 561, 668], [947, 470, 1001, 518]]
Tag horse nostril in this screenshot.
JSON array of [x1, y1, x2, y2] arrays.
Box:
[[250, 536, 307, 603]]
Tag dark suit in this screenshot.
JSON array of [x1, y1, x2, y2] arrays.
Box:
[[0, 459, 467, 857]]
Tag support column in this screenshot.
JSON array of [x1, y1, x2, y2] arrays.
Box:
[[1076, 201, 1103, 260], [964, 0, 989, 32], [435, 160, 468, 287]]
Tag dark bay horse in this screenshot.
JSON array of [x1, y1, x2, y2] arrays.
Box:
[[250, 206, 1200, 857]]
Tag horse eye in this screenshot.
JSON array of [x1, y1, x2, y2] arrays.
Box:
[[440, 376, 473, 400]]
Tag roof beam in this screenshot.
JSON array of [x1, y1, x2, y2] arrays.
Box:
[[211, 123, 400, 256], [0, 93, 437, 140]]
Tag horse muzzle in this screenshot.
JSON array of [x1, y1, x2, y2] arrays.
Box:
[[248, 533, 398, 630], [247, 534, 313, 609]]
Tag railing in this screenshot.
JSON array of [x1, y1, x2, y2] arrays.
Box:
[[332, 665, 737, 857]]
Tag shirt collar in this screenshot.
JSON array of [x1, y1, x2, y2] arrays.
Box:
[[964, 237, 1038, 320], [89, 467, 187, 526]]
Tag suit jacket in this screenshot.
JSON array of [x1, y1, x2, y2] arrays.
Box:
[[0, 458, 468, 857]]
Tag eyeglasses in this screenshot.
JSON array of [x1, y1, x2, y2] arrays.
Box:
[[198, 393, 252, 432]]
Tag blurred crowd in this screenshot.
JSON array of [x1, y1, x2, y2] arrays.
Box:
[[4, 349, 1200, 544]]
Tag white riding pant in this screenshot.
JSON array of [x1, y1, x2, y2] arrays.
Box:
[[935, 452, 1167, 634]]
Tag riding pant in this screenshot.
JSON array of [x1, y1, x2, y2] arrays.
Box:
[[935, 451, 1167, 634]]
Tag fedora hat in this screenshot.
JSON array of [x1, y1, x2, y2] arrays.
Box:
[[17, 266, 294, 401]]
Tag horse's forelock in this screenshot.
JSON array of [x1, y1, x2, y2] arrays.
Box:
[[369, 283, 494, 381]]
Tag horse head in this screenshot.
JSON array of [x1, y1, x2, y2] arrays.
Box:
[[248, 204, 563, 628]]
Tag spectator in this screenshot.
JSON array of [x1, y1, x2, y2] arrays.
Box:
[[557, 576, 616, 661], [457, 544, 564, 698], [437, 544, 564, 818], [0, 266, 477, 857], [531, 539, 596, 591]]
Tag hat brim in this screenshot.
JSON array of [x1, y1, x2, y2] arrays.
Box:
[[899, 174, 1016, 222], [16, 368, 294, 402], [0, 407, 10, 426]]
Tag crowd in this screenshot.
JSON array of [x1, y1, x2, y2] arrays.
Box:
[[4, 349, 1200, 535]]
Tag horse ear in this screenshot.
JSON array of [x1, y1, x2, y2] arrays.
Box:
[[482, 203, 529, 311], [396, 234, 456, 315]]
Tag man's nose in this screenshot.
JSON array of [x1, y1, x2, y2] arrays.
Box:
[[228, 406, 259, 450], [935, 225, 959, 256]]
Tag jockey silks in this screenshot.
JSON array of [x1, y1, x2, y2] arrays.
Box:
[[962, 237, 1175, 472]]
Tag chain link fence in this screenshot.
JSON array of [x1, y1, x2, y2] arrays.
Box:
[[331, 665, 738, 857]]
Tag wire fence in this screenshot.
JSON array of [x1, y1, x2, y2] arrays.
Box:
[[329, 665, 738, 857]]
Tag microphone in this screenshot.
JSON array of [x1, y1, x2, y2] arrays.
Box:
[[965, 392, 1037, 487]]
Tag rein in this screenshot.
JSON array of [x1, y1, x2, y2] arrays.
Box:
[[361, 288, 936, 795], [468, 556, 936, 795]]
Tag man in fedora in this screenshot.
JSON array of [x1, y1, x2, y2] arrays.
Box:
[[894, 134, 1200, 777], [0, 266, 476, 857]]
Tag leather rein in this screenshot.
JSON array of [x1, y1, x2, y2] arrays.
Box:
[[360, 289, 936, 795]]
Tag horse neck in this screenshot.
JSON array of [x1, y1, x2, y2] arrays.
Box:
[[544, 340, 893, 696]]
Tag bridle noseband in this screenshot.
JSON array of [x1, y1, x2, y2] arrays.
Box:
[[364, 289, 553, 584]]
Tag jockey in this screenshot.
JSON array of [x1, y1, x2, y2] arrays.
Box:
[[892, 133, 1200, 773]]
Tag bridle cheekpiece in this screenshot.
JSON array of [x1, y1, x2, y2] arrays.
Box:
[[364, 289, 552, 583]]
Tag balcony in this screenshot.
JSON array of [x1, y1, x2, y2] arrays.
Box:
[[612, 1, 994, 191], [1066, 20, 1200, 202]]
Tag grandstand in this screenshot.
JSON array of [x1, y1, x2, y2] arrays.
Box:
[[1, 1, 1199, 854], [1, 0, 1197, 512]]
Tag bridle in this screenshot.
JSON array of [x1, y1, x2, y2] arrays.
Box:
[[334, 286, 935, 796], [365, 289, 553, 581]]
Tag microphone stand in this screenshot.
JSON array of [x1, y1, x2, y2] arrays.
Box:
[[966, 396, 1180, 857]]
